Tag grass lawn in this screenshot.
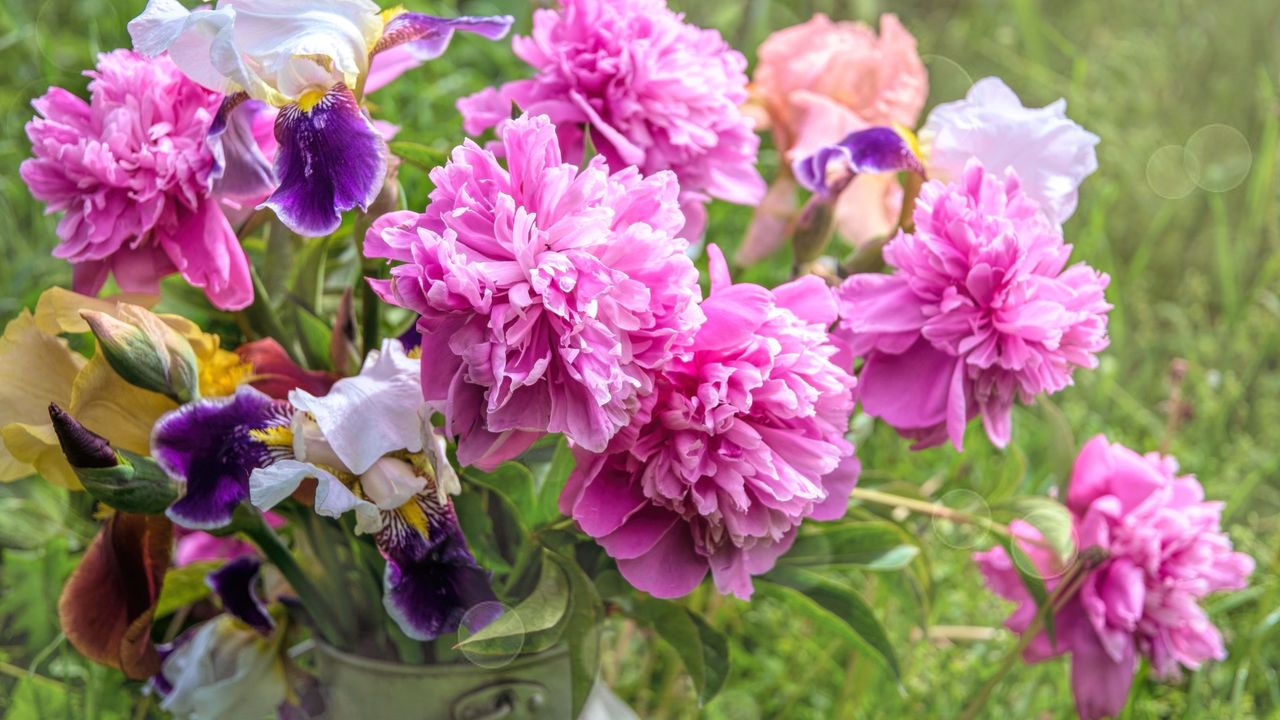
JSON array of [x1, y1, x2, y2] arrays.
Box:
[[1, 1, 1277, 718]]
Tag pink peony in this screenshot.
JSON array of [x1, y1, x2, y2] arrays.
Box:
[[836, 160, 1111, 450], [560, 245, 859, 600], [740, 14, 927, 263], [975, 436, 1254, 720], [364, 113, 703, 470], [456, 0, 765, 240], [21, 50, 264, 310]]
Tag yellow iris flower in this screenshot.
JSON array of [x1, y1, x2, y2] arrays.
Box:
[[0, 288, 250, 489]]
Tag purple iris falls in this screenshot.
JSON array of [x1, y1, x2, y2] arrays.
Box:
[[206, 556, 275, 636], [792, 126, 925, 197], [377, 492, 498, 641], [263, 84, 387, 237], [151, 386, 291, 529]]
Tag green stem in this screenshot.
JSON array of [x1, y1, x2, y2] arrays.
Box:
[[242, 511, 345, 645], [350, 215, 382, 356], [957, 549, 1107, 720], [849, 487, 1015, 539], [241, 266, 306, 365]]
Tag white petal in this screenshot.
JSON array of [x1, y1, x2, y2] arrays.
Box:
[[129, 0, 239, 93], [289, 339, 424, 475], [248, 458, 317, 511], [360, 456, 427, 510], [128, 0, 193, 56], [311, 463, 381, 531], [423, 418, 461, 502], [159, 617, 286, 720], [219, 0, 383, 93], [922, 76, 1100, 223]]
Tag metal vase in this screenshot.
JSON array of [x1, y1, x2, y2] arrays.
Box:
[[313, 643, 573, 720]]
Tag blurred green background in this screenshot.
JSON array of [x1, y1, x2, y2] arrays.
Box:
[[1, 0, 1278, 718]]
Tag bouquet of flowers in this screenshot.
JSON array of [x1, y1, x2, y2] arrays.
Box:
[[4, 1, 1254, 719]]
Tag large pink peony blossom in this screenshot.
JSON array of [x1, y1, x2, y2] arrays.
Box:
[[560, 245, 859, 600], [975, 436, 1254, 720], [364, 113, 703, 470], [836, 160, 1110, 450], [21, 50, 267, 310], [456, 0, 765, 240], [740, 14, 927, 263]]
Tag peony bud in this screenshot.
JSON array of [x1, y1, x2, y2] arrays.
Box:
[[49, 403, 178, 514], [80, 305, 200, 403]]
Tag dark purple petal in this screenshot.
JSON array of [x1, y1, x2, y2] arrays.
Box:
[[151, 386, 291, 530], [372, 13, 514, 59], [209, 96, 277, 201], [262, 84, 387, 237], [792, 126, 925, 197], [206, 556, 274, 635], [377, 494, 498, 641], [49, 403, 116, 469], [396, 323, 422, 353]]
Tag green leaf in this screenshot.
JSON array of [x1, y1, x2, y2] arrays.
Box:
[[291, 234, 330, 315], [154, 560, 222, 618], [629, 598, 729, 704], [456, 553, 569, 656], [464, 462, 537, 525], [988, 443, 1027, 502], [544, 550, 602, 716], [0, 478, 67, 550], [760, 567, 900, 681], [388, 141, 450, 172], [689, 612, 729, 702], [531, 437, 574, 527], [2, 675, 75, 720], [263, 218, 295, 298], [293, 304, 334, 371], [998, 533, 1055, 646], [779, 521, 919, 571], [452, 493, 512, 575]]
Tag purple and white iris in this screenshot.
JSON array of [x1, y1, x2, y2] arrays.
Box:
[[152, 558, 299, 720], [150, 340, 496, 641], [128, 0, 513, 236]]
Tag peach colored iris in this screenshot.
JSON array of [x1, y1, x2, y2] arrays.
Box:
[[742, 14, 928, 264]]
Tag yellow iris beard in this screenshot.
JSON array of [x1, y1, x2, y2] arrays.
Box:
[[892, 123, 924, 164], [396, 496, 432, 536], [249, 425, 294, 449]]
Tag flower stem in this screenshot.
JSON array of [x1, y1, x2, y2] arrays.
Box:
[[957, 548, 1107, 720], [848, 487, 1014, 539], [242, 510, 346, 646]]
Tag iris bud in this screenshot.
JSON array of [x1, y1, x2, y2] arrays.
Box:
[[80, 305, 200, 404], [49, 403, 178, 514]]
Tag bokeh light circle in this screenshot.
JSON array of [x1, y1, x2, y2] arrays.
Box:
[[1184, 123, 1252, 192], [1145, 145, 1196, 199], [921, 54, 974, 110], [1009, 508, 1079, 582], [457, 601, 524, 669], [930, 489, 992, 550]]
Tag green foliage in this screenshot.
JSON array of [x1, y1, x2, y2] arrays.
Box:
[[154, 561, 221, 619], [456, 552, 570, 657], [760, 568, 901, 682], [1, 0, 1277, 717]]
